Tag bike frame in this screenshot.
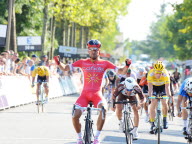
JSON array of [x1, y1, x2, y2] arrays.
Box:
[[149, 96, 169, 144], [114, 100, 136, 144], [73, 103, 105, 144], [37, 82, 47, 113]]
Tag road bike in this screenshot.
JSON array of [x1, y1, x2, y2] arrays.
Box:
[[149, 96, 169, 144], [104, 84, 113, 110], [168, 97, 174, 121], [73, 102, 105, 144], [181, 104, 192, 144], [36, 82, 47, 113], [113, 100, 137, 144]]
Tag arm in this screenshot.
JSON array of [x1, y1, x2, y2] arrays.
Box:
[[165, 83, 171, 97], [148, 82, 153, 97], [117, 59, 132, 75], [54, 56, 70, 71]]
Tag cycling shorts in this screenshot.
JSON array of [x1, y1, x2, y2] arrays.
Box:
[[152, 85, 166, 97], [143, 85, 148, 94], [117, 93, 137, 106], [37, 76, 47, 83], [75, 90, 106, 108]]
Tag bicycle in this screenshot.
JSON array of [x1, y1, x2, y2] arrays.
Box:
[[181, 105, 192, 144], [149, 96, 169, 144], [104, 84, 113, 110], [36, 82, 47, 113], [168, 97, 174, 121], [72, 102, 105, 144], [113, 100, 137, 144]]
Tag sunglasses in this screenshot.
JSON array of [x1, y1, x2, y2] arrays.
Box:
[[126, 88, 133, 91], [154, 71, 162, 74], [88, 48, 99, 51]]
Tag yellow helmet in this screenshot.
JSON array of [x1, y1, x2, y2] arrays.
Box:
[[37, 66, 45, 75], [154, 61, 164, 71]]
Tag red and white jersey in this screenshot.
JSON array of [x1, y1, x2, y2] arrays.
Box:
[[70, 58, 117, 91]]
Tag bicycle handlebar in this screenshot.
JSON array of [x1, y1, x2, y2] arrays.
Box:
[[113, 100, 137, 108], [74, 105, 102, 111], [149, 96, 169, 99], [181, 107, 192, 110]]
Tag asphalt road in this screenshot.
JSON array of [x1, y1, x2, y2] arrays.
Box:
[[0, 94, 187, 144]]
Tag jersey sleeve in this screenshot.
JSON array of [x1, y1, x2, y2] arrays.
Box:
[[134, 85, 144, 99], [32, 68, 37, 77], [106, 61, 116, 70], [147, 69, 154, 83], [163, 70, 170, 84], [72, 60, 82, 68], [44, 67, 50, 76], [113, 84, 124, 97]]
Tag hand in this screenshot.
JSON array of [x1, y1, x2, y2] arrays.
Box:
[[125, 59, 132, 67], [177, 111, 182, 117], [53, 55, 60, 65], [31, 83, 35, 87]]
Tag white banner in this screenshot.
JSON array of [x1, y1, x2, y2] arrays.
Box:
[[17, 36, 41, 46], [0, 24, 7, 37], [59, 46, 77, 54]]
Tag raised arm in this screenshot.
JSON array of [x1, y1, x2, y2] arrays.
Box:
[[54, 56, 70, 71], [117, 59, 132, 75]]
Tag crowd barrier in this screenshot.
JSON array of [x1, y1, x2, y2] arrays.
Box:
[[0, 73, 82, 110]]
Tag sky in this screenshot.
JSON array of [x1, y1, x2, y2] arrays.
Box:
[[118, 0, 183, 41]]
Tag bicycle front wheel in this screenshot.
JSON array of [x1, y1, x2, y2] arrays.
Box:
[[84, 120, 92, 144], [157, 113, 161, 144], [124, 115, 133, 144]]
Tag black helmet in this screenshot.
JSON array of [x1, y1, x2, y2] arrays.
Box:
[[108, 70, 115, 77], [87, 39, 101, 48]]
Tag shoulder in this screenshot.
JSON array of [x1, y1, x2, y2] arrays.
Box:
[[148, 69, 155, 77]]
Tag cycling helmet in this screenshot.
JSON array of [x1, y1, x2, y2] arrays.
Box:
[[108, 70, 115, 77], [124, 77, 137, 90], [138, 67, 145, 72], [184, 78, 192, 93], [154, 61, 164, 71], [87, 39, 101, 48], [37, 66, 45, 75]]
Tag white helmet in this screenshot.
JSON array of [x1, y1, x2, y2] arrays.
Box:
[[124, 77, 137, 90], [185, 78, 192, 93], [138, 67, 145, 72]]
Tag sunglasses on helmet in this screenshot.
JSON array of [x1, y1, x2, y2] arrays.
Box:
[[88, 48, 99, 51]]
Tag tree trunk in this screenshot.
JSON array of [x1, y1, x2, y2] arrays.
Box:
[[70, 22, 73, 47], [65, 20, 69, 46], [50, 16, 55, 59], [79, 26, 84, 49], [73, 23, 76, 47], [10, 0, 17, 52], [62, 20, 65, 46], [41, 0, 49, 55], [84, 26, 89, 48]]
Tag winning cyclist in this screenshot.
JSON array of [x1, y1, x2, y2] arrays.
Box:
[[113, 77, 145, 139], [176, 77, 192, 135], [53, 39, 132, 144], [147, 61, 171, 134], [31, 66, 50, 104]]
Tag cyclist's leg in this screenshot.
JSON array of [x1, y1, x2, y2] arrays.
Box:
[[116, 94, 126, 120], [182, 97, 188, 135], [36, 83, 41, 104], [131, 100, 140, 138], [73, 92, 89, 140]]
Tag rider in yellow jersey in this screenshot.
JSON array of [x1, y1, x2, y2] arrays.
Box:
[[32, 66, 50, 104], [147, 61, 171, 134]]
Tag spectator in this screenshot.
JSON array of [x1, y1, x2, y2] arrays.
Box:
[[0, 57, 6, 75], [31, 54, 39, 66], [17, 57, 28, 75], [39, 55, 49, 67], [13, 58, 20, 75]]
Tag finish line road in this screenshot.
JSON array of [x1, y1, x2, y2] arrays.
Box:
[[0, 94, 186, 144]]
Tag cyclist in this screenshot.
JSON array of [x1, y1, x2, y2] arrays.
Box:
[[147, 61, 171, 134], [136, 67, 146, 84], [173, 68, 181, 92], [53, 39, 132, 144], [176, 77, 192, 135], [139, 72, 150, 123], [112, 77, 145, 139], [31, 66, 50, 104]]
